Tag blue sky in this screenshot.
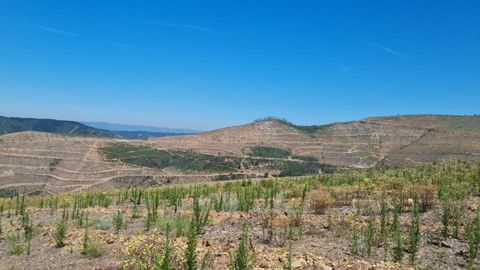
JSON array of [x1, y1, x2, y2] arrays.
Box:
[[0, 1, 479, 130]]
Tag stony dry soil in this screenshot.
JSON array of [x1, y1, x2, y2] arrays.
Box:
[[1, 169, 480, 270]]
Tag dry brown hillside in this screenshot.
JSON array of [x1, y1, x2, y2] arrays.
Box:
[[1, 115, 479, 194], [150, 115, 480, 167], [0, 133, 218, 195]]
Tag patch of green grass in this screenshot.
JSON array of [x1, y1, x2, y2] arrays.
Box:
[[92, 216, 112, 230], [213, 173, 251, 181], [250, 146, 291, 159], [28, 190, 43, 196], [82, 235, 104, 258], [276, 161, 333, 177], [0, 189, 18, 198], [101, 142, 242, 173], [254, 117, 329, 134], [292, 155, 318, 162], [6, 232, 24, 255], [49, 159, 62, 171], [102, 142, 334, 176]]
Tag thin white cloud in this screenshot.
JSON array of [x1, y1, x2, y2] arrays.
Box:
[[145, 21, 212, 32], [19, 21, 78, 37], [366, 41, 412, 59]]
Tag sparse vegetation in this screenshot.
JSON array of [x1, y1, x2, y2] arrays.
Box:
[[0, 161, 479, 269], [113, 210, 123, 234], [465, 213, 480, 264], [409, 196, 421, 265], [250, 146, 291, 159], [184, 217, 198, 270], [101, 142, 242, 172], [229, 224, 256, 270], [309, 188, 333, 214], [53, 216, 67, 248], [6, 232, 24, 255], [49, 158, 62, 171]]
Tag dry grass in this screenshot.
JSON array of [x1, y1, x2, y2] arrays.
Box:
[[405, 185, 437, 212], [309, 188, 333, 215], [330, 185, 358, 207]]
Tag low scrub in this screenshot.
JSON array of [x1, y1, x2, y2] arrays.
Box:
[[309, 188, 333, 215], [122, 232, 183, 269], [249, 146, 291, 159], [101, 142, 242, 173]]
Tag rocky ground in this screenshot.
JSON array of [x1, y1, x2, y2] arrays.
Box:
[[1, 195, 478, 269]]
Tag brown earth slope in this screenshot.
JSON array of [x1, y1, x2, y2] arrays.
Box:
[[0, 133, 216, 194], [150, 115, 480, 168], [1, 115, 479, 194]]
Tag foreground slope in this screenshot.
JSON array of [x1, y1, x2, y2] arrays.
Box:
[[1, 162, 480, 269]]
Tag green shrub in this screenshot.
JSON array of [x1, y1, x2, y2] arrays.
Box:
[[350, 225, 360, 255], [53, 218, 67, 248], [409, 197, 421, 265], [156, 225, 173, 270], [392, 230, 404, 263], [175, 215, 189, 238], [229, 224, 256, 270], [24, 216, 34, 255], [465, 214, 480, 264], [6, 232, 24, 255], [82, 235, 104, 258], [122, 233, 181, 269], [93, 216, 112, 231], [192, 195, 210, 233], [113, 210, 124, 234], [441, 199, 450, 237], [364, 212, 375, 256], [392, 196, 404, 263], [184, 218, 198, 270]]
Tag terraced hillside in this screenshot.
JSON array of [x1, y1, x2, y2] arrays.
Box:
[[0, 132, 236, 195], [1, 115, 479, 194], [150, 115, 480, 168], [0, 133, 319, 194]]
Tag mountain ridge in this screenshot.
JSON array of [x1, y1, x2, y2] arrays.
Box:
[[0, 116, 185, 139], [0, 115, 117, 138], [0, 114, 479, 194], [82, 121, 201, 134]]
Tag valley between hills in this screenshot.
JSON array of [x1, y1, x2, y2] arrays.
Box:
[[1, 115, 480, 269], [1, 114, 479, 195]]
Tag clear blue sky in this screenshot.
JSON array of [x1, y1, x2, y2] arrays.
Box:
[[1, 1, 479, 130]]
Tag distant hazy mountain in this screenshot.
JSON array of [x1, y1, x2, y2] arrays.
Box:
[[0, 116, 116, 137], [82, 121, 200, 134], [0, 116, 190, 139], [111, 130, 178, 140]]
